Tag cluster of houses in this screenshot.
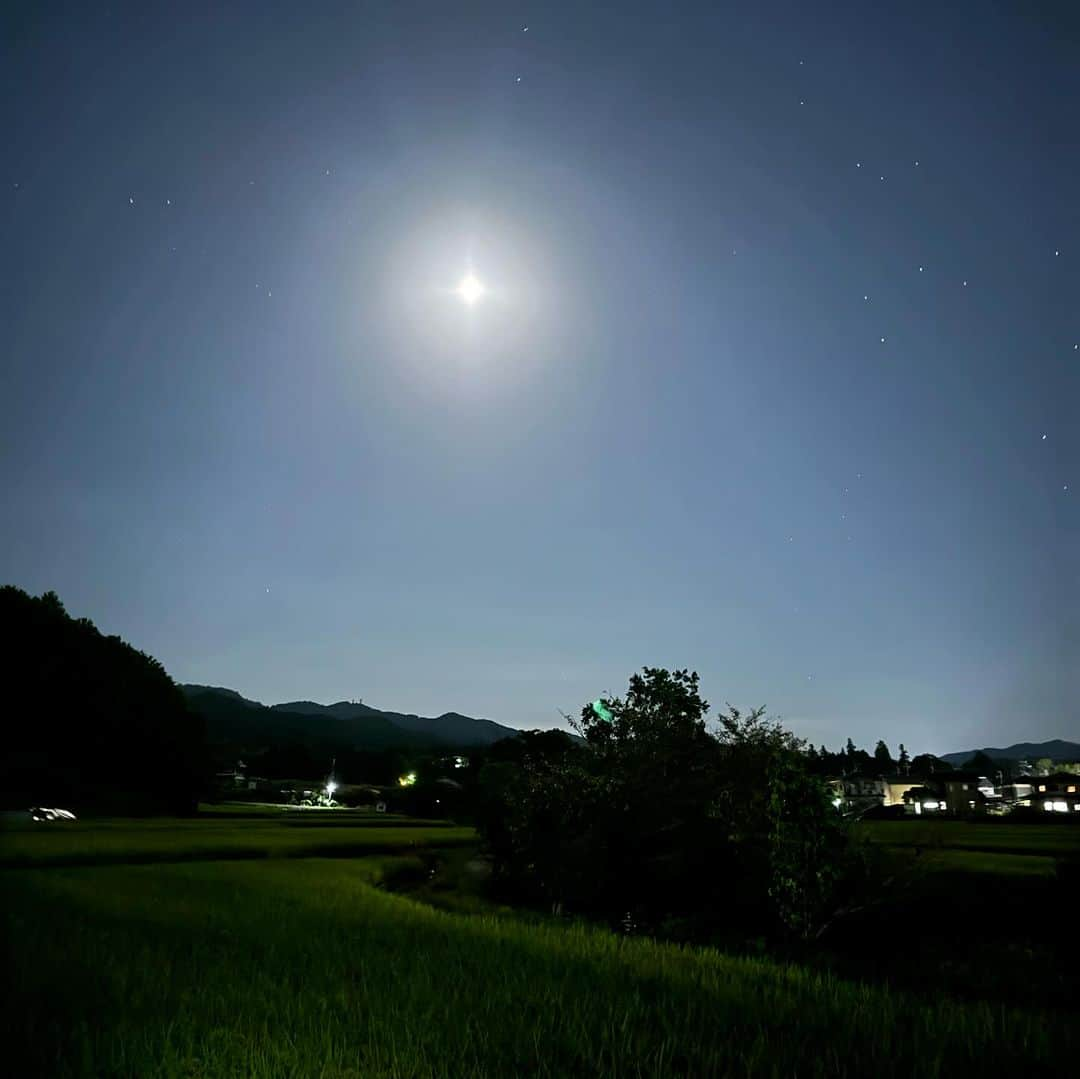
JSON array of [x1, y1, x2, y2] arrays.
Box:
[[829, 767, 1080, 818]]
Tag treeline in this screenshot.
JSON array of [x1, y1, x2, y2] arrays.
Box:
[[0, 586, 205, 814], [806, 740, 1021, 779], [805, 739, 944, 777]]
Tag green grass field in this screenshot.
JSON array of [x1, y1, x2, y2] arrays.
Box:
[[4, 855, 1076, 1078], [0, 815, 475, 868], [1, 814, 1076, 1076], [857, 819, 1079, 878], [859, 819, 1080, 857]]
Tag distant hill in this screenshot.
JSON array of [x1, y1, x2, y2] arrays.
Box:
[[272, 698, 520, 747], [181, 685, 520, 753], [183, 684, 263, 708], [940, 739, 1080, 767]]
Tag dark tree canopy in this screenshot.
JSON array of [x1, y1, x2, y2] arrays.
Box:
[[0, 585, 206, 814], [475, 667, 856, 944], [963, 751, 996, 775], [873, 740, 895, 771]]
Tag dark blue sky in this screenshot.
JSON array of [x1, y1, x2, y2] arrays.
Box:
[[2, 2, 1076, 754]]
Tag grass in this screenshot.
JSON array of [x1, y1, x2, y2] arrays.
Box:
[[196, 803, 419, 821], [2, 814, 1076, 1076], [0, 815, 475, 868], [858, 819, 1080, 858], [855, 819, 1079, 879], [3, 855, 1076, 1078]]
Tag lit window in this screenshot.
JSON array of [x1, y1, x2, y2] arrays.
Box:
[[1038, 785, 1047, 792], [1044, 800, 1055, 811], [1053, 801, 1068, 813], [961, 783, 969, 790], [1068, 786, 1076, 794]]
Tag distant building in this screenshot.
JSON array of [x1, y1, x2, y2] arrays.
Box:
[[831, 775, 924, 815], [1013, 773, 1080, 814], [841, 775, 886, 814], [903, 786, 945, 815], [941, 772, 1000, 815], [883, 779, 923, 807]]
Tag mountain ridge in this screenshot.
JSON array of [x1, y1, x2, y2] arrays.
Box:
[[181, 684, 522, 750], [939, 739, 1080, 767]]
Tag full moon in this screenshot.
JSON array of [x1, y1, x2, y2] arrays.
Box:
[[456, 274, 485, 305]]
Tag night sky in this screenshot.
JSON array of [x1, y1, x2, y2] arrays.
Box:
[[2, 3, 1076, 754]]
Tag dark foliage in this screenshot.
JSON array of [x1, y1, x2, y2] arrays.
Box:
[[963, 750, 996, 775], [0, 586, 206, 814], [475, 667, 856, 942]]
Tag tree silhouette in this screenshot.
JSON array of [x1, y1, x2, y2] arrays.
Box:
[[476, 667, 854, 942], [873, 740, 894, 772], [0, 585, 206, 814]]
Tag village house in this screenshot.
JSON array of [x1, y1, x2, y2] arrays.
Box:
[[1012, 773, 1080, 814], [939, 772, 998, 814]]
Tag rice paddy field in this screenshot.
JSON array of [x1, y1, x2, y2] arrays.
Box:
[[0, 815, 475, 869], [1, 813, 1077, 1077]]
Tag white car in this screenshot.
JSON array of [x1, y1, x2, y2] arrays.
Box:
[[29, 807, 77, 822]]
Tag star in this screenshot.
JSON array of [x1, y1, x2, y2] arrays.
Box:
[[1041, 434, 1047, 440], [863, 294, 869, 301], [515, 76, 522, 83], [914, 160, 919, 166], [918, 266, 924, 272], [1055, 250, 1059, 256], [856, 472, 862, 479], [879, 175, 885, 181], [522, 25, 528, 31], [799, 100, 805, 105], [963, 280, 968, 286], [880, 336, 886, 343], [856, 162, 861, 168], [165, 198, 171, 206], [128, 196, 134, 204]]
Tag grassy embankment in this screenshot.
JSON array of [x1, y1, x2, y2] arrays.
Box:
[[1, 813, 1077, 1076]]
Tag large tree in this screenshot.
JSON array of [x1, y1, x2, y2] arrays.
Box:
[[0, 586, 206, 814], [873, 740, 895, 772], [476, 667, 853, 942]]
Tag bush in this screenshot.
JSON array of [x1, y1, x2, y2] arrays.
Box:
[[475, 667, 855, 942]]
